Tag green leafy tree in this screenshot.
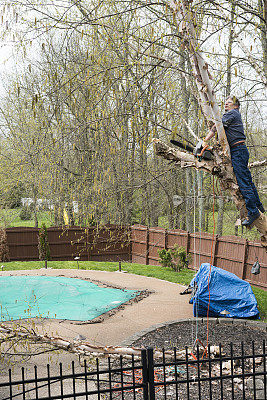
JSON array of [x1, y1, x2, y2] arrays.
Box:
[[19, 206, 32, 221], [5, 183, 25, 209], [0, 0, 266, 239]]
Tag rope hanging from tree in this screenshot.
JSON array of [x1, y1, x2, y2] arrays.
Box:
[[191, 173, 216, 361]]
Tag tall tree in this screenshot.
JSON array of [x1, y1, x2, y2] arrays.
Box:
[[154, 0, 267, 245]]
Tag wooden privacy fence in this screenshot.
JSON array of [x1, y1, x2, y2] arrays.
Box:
[[131, 225, 267, 289], [3, 225, 267, 288], [6, 225, 131, 263]]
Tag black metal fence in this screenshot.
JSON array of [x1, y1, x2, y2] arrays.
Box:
[[0, 341, 266, 399]]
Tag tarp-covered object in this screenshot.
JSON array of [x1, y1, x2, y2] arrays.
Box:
[[190, 263, 259, 319]]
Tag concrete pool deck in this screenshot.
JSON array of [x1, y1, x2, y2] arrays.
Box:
[[0, 269, 193, 346]]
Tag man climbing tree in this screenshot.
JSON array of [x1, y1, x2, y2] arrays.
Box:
[[203, 96, 265, 227], [153, 0, 267, 247]]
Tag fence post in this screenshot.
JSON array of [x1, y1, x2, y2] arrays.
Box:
[[147, 348, 155, 400], [186, 231, 190, 255], [241, 239, 248, 280], [164, 229, 168, 250], [141, 349, 149, 400], [212, 235, 218, 266]]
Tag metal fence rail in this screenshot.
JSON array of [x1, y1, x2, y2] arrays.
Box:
[[0, 357, 146, 400], [0, 341, 266, 399]]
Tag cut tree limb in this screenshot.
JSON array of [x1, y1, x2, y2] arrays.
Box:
[[153, 138, 214, 172], [0, 323, 194, 360], [249, 159, 267, 168]]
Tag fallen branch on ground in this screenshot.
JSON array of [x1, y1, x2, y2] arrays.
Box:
[[0, 323, 220, 360]]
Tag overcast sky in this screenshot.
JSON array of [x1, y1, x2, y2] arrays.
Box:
[[0, 36, 15, 94]]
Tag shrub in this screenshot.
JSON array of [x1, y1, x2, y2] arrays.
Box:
[[158, 249, 175, 269], [170, 245, 191, 271], [0, 228, 9, 262], [87, 215, 97, 227], [38, 223, 50, 266], [158, 245, 191, 271], [19, 206, 32, 220]]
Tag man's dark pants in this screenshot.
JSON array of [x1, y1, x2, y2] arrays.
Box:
[[230, 145, 262, 217]]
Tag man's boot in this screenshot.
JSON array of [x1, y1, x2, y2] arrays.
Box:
[[241, 212, 260, 227]]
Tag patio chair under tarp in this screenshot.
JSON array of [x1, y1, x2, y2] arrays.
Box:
[[189, 263, 260, 319]]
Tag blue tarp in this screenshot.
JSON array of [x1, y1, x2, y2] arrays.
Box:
[[189, 263, 259, 319]]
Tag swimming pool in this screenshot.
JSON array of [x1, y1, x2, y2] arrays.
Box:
[[0, 276, 138, 321]]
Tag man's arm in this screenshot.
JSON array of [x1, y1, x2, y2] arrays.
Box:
[[204, 124, 216, 144], [222, 110, 235, 128]]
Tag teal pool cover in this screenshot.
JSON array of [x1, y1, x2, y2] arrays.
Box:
[[0, 276, 138, 322]]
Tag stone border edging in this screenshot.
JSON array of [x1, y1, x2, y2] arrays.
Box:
[[121, 318, 267, 347]]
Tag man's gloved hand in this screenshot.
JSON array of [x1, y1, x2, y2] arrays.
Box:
[[193, 140, 213, 160], [193, 140, 205, 156]]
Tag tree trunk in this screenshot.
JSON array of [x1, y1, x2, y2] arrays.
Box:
[[259, 0, 267, 82], [205, 195, 210, 232], [197, 170, 205, 232], [32, 185, 38, 228]]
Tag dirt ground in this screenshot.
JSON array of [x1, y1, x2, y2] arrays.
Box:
[[126, 320, 267, 400]]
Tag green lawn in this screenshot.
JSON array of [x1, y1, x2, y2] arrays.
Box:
[[1, 260, 266, 321], [0, 208, 53, 228]]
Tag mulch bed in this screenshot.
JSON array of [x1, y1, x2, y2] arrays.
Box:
[[105, 319, 266, 400], [132, 319, 266, 354]]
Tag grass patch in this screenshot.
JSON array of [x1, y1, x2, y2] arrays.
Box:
[[2, 260, 194, 286], [0, 209, 53, 228], [1, 260, 266, 321], [252, 286, 267, 321]]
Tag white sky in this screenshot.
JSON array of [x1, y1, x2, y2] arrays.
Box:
[[0, 38, 17, 95]]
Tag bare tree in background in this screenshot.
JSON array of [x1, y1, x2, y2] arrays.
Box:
[[0, 0, 265, 240]]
